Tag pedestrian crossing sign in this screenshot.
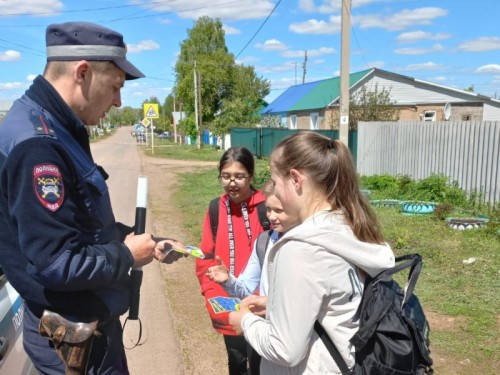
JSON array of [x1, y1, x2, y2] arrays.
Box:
[[143, 103, 159, 119]]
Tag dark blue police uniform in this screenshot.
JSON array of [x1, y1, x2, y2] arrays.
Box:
[[0, 76, 133, 374]]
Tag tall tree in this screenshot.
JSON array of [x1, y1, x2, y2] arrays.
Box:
[[174, 16, 270, 137]]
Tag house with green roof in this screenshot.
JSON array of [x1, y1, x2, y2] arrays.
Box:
[[260, 68, 500, 129]]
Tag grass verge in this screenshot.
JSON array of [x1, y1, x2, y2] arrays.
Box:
[[155, 145, 499, 374]]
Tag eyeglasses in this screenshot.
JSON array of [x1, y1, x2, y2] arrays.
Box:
[[218, 174, 249, 186]]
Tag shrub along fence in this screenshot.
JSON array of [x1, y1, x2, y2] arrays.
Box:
[[357, 121, 500, 206]]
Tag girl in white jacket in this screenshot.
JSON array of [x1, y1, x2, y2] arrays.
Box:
[[229, 132, 395, 375]]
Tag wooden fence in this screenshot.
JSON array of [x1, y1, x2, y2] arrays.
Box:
[[357, 121, 500, 206]]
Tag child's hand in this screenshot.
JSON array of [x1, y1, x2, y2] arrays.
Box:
[[241, 295, 267, 317], [206, 256, 229, 283]]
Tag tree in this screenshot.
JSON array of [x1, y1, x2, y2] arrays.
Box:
[[108, 106, 141, 126], [174, 16, 270, 137], [211, 65, 271, 135], [464, 85, 475, 92], [329, 84, 399, 129]]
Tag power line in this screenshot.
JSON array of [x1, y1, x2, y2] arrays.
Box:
[[235, 0, 282, 59], [0, 0, 176, 17]]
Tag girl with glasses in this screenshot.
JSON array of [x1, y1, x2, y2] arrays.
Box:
[[195, 146, 268, 375]]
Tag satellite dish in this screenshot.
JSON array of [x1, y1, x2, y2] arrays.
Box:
[[444, 102, 451, 120]]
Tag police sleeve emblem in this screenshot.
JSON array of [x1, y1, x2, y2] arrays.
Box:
[[33, 164, 64, 212]]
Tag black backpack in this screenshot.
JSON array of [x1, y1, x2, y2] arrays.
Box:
[[208, 197, 270, 242], [315, 253, 434, 375]]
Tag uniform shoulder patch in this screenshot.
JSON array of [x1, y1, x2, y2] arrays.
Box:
[[33, 164, 64, 212]]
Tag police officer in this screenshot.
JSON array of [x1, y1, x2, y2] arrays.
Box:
[[0, 22, 178, 374]]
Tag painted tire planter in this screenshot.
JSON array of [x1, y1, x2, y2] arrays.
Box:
[[446, 217, 489, 230], [401, 202, 436, 214], [360, 189, 372, 197], [370, 199, 403, 208]]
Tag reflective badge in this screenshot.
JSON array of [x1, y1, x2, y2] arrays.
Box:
[[33, 164, 64, 212]]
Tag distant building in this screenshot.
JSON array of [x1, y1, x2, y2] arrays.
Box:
[[261, 68, 500, 129]]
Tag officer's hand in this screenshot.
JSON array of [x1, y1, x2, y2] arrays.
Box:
[[154, 239, 189, 264], [124, 233, 155, 267]]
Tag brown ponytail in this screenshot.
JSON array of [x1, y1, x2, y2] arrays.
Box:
[[271, 131, 384, 244]]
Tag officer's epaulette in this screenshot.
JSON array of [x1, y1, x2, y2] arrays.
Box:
[[29, 109, 56, 137]]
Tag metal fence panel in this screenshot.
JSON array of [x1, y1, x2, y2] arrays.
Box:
[[358, 121, 500, 205], [230, 128, 356, 159]]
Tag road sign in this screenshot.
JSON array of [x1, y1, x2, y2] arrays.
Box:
[[143, 103, 159, 119], [141, 118, 151, 127]]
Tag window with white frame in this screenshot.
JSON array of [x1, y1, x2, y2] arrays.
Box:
[[310, 112, 319, 129], [290, 115, 297, 129], [423, 111, 436, 122]]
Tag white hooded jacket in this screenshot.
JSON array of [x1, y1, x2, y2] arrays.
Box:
[[241, 210, 395, 374]]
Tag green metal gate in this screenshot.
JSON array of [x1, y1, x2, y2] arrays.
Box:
[[230, 128, 357, 162]]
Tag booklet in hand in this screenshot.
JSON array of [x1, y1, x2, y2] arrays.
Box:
[[208, 296, 241, 313], [172, 245, 205, 259]]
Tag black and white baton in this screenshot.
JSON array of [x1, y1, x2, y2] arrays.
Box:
[[128, 176, 148, 321]]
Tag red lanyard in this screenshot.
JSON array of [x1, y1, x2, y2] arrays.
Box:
[[225, 196, 252, 275]]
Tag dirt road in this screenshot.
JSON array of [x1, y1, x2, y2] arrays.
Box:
[[91, 128, 227, 375]]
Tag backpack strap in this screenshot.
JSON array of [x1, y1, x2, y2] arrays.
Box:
[[376, 253, 422, 308], [255, 230, 272, 268], [257, 202, 270, 231], [209, 197, 269, 242], [314, 321, 352, 375], [208, 197, 220, 242]]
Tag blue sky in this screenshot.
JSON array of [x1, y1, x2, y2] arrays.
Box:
[[1, 0, 499, 109]]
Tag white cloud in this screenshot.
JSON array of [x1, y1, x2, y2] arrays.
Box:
[[145, 0, 275, 21], [457, 37, 500, 52], [0, 81, 26, 90], [236, 56, 261, 65], [476, 64, 500, 73], [432, 76, 448, 82], [401, 62, 444, 71], [255, 39, 288, 51], [0, 0, 62, 16], [289, 15, 342, 34], [282, 46, 335, 58], [0, 50, 21, 61], [255, 62, 296, 74], [353, 7, 448, 31], [223, 25, 241, 35], [396, 31, 451, 43], [299, 0, 400, 14], [356, 61, 385, 70], [127, 40, 160, 53], [394, 43, 444, 55], [27, 74, 37, 81], [270, 77, 297, 90]]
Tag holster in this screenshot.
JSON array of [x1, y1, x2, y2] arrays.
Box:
[[39, 310, 100, 375]]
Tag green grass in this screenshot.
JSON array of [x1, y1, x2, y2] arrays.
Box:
[[377, 207, 499, 362], [149, 144, 499, 372], [144, 141, 223, 162]]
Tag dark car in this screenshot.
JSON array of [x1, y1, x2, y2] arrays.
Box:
[[158, 132, 170, 140]]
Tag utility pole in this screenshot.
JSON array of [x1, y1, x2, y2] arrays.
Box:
[[339, 0, 351, 146], [302, 51, 308, 84], [197, 73, 202, 149], [193, 61, 200, 149]]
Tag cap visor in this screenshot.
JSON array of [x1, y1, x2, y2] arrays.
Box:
[[114, 58, 145, 80]]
